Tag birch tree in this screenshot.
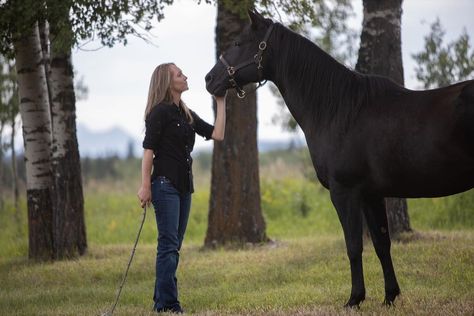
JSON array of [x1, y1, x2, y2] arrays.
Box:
[[14, 22, 55, 260], [46, 9, 87, 258], [1, 0, 173, 260]]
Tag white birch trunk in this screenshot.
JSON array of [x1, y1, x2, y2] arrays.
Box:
[[50, 54, 71, 163], [48, 21, 87, 258], [14, 22, 54, 260]]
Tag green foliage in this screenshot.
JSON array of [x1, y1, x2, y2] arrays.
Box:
[[408, 190, 474, 230], [0, 0, 175, 56], [201, 0, 354, 30], [0, 154, 25, 193], [302, 0, 357, 65], [0, 199, 28, 258], [81, 156, 121, 182], [412, 18, 474, 89], [268, 0, 356, 132], [0, 55, 18, 128], [69, 0, 174, 47], [0, 55, 19, 188], [258, 0, 353, 35], [261, 177, 341, 238], [0, 0, 44, 57]]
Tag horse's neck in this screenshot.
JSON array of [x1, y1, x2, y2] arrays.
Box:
[[269, 27, 359, 130]]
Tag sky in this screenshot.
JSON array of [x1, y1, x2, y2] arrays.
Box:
[[72, 0, 474, 151]]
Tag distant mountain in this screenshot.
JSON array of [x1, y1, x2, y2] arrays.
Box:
[[76, 124, 305, 157], [257, 138, 305, 152], [3, 124, 305, 159], [77, 124, 140, 158]]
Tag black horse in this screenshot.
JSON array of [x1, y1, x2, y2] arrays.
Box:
[[205, 10, 474, 308]]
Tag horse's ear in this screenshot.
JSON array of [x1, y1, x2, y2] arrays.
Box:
[[248, 9, 265, 28]]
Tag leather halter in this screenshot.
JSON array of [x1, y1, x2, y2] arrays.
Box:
[[219, 23, 274, 98]]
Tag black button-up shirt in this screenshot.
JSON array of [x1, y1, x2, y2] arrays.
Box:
[[142, 102, 214, 193]]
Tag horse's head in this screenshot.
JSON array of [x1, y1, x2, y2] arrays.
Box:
[[205, 10, 274, 98]]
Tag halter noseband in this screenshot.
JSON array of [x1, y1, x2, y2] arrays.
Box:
[[219, 23, 274, 99]]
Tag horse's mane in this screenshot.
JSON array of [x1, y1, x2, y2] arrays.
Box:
[[270, 23, 404, 128]]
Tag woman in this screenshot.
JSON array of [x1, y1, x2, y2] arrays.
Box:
[[137, 63, 226, 313]]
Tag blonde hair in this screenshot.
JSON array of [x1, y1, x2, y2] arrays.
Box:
[[144, 63, 193, 124]]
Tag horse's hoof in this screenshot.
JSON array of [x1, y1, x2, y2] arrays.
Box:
[[343, 293, 365, 309], [383, 299, 395, 307], [383, 287, 401, 306], [344, 302, 361, 309]]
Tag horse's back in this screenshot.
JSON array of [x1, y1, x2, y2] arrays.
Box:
[[378, 80, 474, 197], [337, 79, 474, 198], [458, 80, 474, 145]]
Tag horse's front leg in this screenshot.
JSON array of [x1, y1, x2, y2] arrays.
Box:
[[330, 185, 365, 308], [363, 196, 400, 305]]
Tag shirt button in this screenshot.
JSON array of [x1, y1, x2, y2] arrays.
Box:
[[177, 123, 180, 127]]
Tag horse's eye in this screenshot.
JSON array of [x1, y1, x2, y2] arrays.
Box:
[[234, 41, 240, 47]]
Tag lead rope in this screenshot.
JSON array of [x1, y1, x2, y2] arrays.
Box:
[[101, 205, 147, 316]]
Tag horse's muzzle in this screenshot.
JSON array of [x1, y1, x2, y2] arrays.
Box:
[[205, 73, 213, 84], [205, 70, 227, 96]]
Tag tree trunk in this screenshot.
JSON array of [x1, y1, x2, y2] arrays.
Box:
[[205, 1, 268, 247], [43, 18, 87, 259], [9, 65, 20, 214], [14, 22, 54, 260], [8, 64, 20, 215], [39, 21, 52, 105], [356, 0, 412, 238], [0, 124, 4, 210], [11, 115, 20, 216]]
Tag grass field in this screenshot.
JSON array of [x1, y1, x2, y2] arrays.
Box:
[[1, 152, 473, 315], [1, 231, 473, 315]]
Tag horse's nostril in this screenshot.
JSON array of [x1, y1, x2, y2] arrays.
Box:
[[205, 74, 213, 83]]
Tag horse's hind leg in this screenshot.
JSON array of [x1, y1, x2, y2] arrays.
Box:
[[329, 186, 365, 308], [362, 196, 400, 305]]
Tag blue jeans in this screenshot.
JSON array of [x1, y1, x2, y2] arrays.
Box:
[[151, 176, 191, 311]]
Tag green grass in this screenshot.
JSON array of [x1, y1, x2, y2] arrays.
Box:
[[1, 167, 473, 315], [1, 233, 473, 315], [408, 190, 474, 229]]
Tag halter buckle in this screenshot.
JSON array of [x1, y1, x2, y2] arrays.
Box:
[[237, 89, 246, 99], [259, 41, 267, 50], [227, 67, 235, 76]]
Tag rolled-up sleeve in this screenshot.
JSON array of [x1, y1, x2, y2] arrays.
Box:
[[143, 107, 164, 150], [191, 110, 214, 140]]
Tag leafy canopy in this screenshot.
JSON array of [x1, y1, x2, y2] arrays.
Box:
[[0, 0, 174, 56], [258, 0, 356, 132], [412, 18, 474, 89]]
